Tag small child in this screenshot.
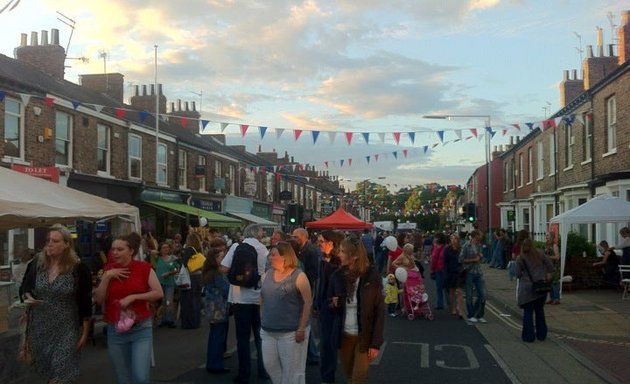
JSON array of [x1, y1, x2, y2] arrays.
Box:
[[384, 273, 399, 317]]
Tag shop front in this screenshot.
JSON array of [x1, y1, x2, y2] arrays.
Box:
[[225, 196, 278, 228]]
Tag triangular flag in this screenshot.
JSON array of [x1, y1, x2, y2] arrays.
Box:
[[327, 131, 336, 143], [71, 100, 80, 110], [393, 132, 401, 145], [220, 122, 229, 132], [362, 132, 370, 144], [574, 114, 584, 125], [259, 126, 267, 139], [403, 149, 408, 158], [115, 108, 126, 119], [311, 130, 320, 144], [201, 120, 210, 131], [294, 129, 302, 141], [0, 90, 5, 102], [348, 158, 352, 167], [470, 128, 478, 138], [366, 156, 370, 164], [240, 124, 249, 137], [377, 133, 385, 143], [345, 132, 353, 146], [408, 132, 415, 145], [276, 128, 285, 139], [392, 151, 398, 160], [437, 131, 444, 143], [324, 161, 329, 168], [525, 122, 534, 131], [94, 105, 104, 113], [511, 123, 521, 131], [502, 129, 508, 136], [454, 129, 462, 140], [19, 93, 31, 107], [432, 143, 439, 148], [542, 119, 555, 129], [139, 111, 150, 122], [340, 159, 345, 167], [374, 154, 379, 162], [423, 146, 428, 154], [554, 116, 563, 127], [180, 117, 188, 128], [44, 96, 54, 107]]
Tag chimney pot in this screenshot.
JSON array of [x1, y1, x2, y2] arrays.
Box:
[[192, 101, 196, 111], [134, 85, 139, 96], [608, 44, 615, 56], [158, 83, 163, 95], [185, 101, 189, 111], [51, 29, 59, 45], [177, 99, 182, 111], [572, 69, 578, 79], [150, 84, 155, 95], [563, 70, 569, 80], [30, 31, 38, 46], [20, 33, 27, 46], [586, 45, 593, 58], [41, 30, 48, 45], [142, 85, 147, 96], [170, 102, 175, 112]]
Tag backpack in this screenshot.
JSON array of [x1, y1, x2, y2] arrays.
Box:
[[227, 242, 261, 288]]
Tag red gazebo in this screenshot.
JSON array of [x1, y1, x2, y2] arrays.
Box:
[[305, 207, 373, 230]]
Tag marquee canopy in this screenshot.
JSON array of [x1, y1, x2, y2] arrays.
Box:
[[305, 207, 373, 230]]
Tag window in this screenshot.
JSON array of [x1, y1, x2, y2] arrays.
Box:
[[606, 96, 616, 152], [3, 98, 23, 159], [215, 160, 223, 179], [97, 124, 110, 173], [564, 123, 573, 168], [503, 164, 509, 192], [518, 153, 523, 187], [522, 208, 530, 231], [128, 134, 142, 179], [229, 164, 236, 194], [55, 111, 72, 166], [537, 141, 544, 180], [548, 135, 555, 176], [157, 143, 167, 184], [527, 147, 533, 184], [509, 159, 515, 191], [582, 112, 592, 161], [178, 150, 187, 188], [198, 155, 206, 191]]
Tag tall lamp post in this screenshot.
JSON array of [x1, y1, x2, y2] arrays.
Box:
[[423, 114, 493, 239], [361, 177, 386, 221]]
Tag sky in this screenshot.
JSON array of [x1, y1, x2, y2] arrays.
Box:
[[0, 0, 627, 192]]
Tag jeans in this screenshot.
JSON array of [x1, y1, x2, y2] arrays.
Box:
[[107, 319, 153, 384], [549, 280, 560, 301], [307, 325, 320, 363], [206, 321, 229, 370], [375, 250, 386, 275], [261, 326, 310, 384], [434, 271, 445, 308], [339, 333, 370, 384], [160, 285, 175, 324], [387, 303, 396, 315], [522, 296, 547, 342], [318, 308, 339, 383], [232, 303, 267, 379], [465, 272, 486, 319]]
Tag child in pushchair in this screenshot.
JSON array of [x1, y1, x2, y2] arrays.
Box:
[[403, 269, 433, 320]]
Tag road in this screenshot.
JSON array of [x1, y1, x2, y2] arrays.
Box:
[[70, 282, 620, 384]]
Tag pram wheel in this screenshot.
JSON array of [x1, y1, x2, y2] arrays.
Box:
[[425, 314, 433, 320], [407, 313, 415, 320]]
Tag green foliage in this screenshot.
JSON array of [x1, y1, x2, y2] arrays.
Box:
[[533, 240, 545, 249], [560, 231, 597, 259]]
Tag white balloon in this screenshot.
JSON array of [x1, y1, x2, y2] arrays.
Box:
[[199, 217, 208, 227], [395, 267, 408, 283], [383, 236, 398, 251]]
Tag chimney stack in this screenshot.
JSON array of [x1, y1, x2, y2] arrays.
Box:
[[559, 68, 584, 107], [129, 83, 167, 114], [79, 72, 125, 103], [619, 10, 630, 64], [15, 29, 66, 80], [596, 27, 604, 57]]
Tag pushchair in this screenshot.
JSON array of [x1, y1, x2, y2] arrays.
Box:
[[403, 269, 433, 320]]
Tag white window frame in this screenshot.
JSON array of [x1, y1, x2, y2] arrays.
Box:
[[3, 98, 24, 161], [548, 135, 555, 176], [582, 112, 592, 163], [157, 143, 168, 185], [128, 134, 142, 180], [536, 141, 544, 180], [564, 123, 573, 169], [96, 124, 110, 174], [527, 147, 533, 184], [229, 164, 236, 194], [198, 155, 206, 192], [518, 153, 523, 187], [606, 95, 617, 154], [55, 111, 73, 167], [178, 149, 187, 189]]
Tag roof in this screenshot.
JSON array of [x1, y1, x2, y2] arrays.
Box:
[[305, 207, 372, 230]]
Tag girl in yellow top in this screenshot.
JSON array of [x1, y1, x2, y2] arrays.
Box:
[[384, 274, 399, 317]]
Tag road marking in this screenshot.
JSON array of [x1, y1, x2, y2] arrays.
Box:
[[435, 344, 479, 370], [484, 344, 522, 384], [485, 302, 521, 330]]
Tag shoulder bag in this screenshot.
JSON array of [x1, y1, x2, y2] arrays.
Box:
[[521, 259, 551, 294]]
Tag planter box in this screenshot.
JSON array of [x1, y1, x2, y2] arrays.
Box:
[[564, 256, 602, 289]]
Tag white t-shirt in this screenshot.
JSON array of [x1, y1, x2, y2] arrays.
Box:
[[221, 237, 269, 305], [344, 277, 360, 336]]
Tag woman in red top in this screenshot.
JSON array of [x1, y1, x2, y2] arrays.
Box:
[[95, 232, 163, 384], [429, 233, 447, 310]]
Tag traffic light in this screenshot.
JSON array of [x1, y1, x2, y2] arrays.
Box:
[[466, 202, 477, 223], [287, 203, 298, 225]]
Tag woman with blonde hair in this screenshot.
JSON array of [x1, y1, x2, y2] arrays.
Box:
[[260, 242, 312, 384], [329, 237, 384, 384], [514, 238, 554, 342], [180, 231, 204, 329], [21, 224, 93, 383]]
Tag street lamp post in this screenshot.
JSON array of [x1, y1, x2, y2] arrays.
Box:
[[422, 114, 493, 239]]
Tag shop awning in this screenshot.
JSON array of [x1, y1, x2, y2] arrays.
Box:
[[228, 211, 279, 227], [146, 201, 241, 228]]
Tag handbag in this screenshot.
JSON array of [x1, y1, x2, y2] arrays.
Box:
[[175, 266, 192, 289], [187, 248, 206, 273], [521, 259, 551, 294]]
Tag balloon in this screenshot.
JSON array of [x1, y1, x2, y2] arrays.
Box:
[[199, 217, 208, 227], [395, 267, 408, 283], [383, 236, 398, 251]]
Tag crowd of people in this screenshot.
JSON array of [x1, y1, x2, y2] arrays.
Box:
[[15, 222, 630, 383]]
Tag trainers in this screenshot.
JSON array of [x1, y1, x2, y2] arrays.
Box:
[[389, 313, 397, 317], [467, 317, 478, 323], [477, 317, 487, 323]]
